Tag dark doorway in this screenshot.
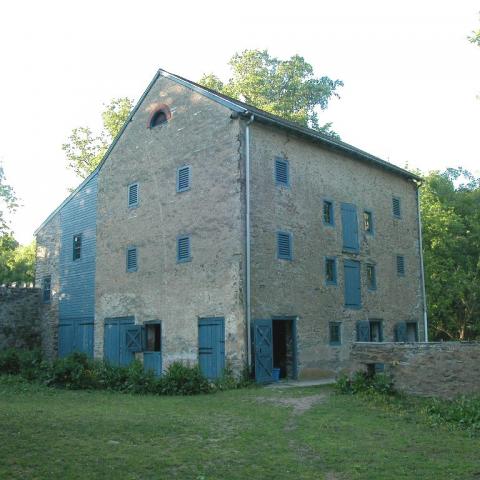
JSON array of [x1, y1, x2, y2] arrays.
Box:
[[272, 319, 295, 379]]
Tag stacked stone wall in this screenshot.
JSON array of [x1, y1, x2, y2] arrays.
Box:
[[350, 342, 480, 398]]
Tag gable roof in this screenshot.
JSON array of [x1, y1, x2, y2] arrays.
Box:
[[36, 68, 420, 234]]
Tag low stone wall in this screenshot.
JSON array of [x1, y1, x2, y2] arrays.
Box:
[[350, 342, 480, 399], [0, 287, 42, 350]]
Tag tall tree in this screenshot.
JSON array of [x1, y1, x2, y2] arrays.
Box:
[[0, 165, 18, 236], [421, 168, 480, 340], [0, 236, 35, 285], [199, 50, 343, 136], [63, 97, 133, 179]]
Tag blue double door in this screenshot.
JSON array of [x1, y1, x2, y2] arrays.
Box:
[[58, 317, 94, 358], [198, 317, 225, 379], [104, 317, 137, 366]]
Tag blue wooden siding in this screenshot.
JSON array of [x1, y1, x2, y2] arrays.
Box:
[[341, 203, 359, 253], [58, 173, 97, 357], [198, 317, 225, 379]]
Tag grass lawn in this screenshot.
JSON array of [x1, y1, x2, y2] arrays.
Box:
[[0, 378, 479, 480]]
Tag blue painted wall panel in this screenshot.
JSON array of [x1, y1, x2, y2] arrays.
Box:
[[59, 174, 97, 320]]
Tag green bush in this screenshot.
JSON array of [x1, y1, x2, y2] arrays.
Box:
[[0, 348, 45, 380], [47, 352, 97, 389], [214, 362, 254, 391], [335, 371, 395, 396], [158, 362, 212, 395]]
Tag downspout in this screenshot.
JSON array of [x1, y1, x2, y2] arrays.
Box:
[[416, 186, 428, 342], [245, 114, 255, 368]]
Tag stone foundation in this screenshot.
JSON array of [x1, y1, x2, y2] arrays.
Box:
[[349, 342, 480, 398]]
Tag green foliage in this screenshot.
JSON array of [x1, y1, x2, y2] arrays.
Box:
[[0, 349, 45, 380], [62, 97, 134, 179], [199, 49, 343, 136], [335, 371, 395, 396], [420, 168, 480, 340], [0, 235, 35, 284], [422, 396, 480, 434], [213, 361, 254, 391], [159, 361, 212, 395], [469, 14, 480, 47], [0, 165, 18, 236]]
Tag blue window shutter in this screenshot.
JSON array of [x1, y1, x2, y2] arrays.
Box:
[[323, 200, 334, 226], [177, 166, 191, 192], [128, 183, 139, 207], [126, 247, 138, 272], [394, 322, 407, 342], [344, 260, 361, 308], [393, 197, 401, 218], [126, 325, 145, 352], [177, 236, 191, 262], [275, 158, 289, 186], [277, 231, 292, 260], [396, 255, 405, 276], [341, 203, 359, 253], [356, 320, 370, 341]]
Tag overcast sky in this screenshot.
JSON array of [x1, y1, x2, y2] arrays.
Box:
[[1, 0, 479, 244]]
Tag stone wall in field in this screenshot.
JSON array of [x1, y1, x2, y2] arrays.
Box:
[[349, 342, 480, 398], [0, 287, 42, 350]]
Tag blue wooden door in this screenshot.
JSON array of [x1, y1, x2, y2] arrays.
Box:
[[58, 318, 94, 358], [254, 319, 273, 383], [104, 317, 135, 366], [144, 352, 162, 376], [198, 317, 225, 379], [341, 203, 359, 253], [344, 260, 361, 308]]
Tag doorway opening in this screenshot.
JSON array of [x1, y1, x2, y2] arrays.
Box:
[[272, 319, 295, 379]]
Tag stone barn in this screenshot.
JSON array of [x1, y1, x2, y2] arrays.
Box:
[[35, 68, 427, 381]]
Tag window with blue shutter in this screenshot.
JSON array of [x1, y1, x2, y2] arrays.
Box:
[[275, 158, 289, 187], [73, 234, 82, 261], [329, 322, 341, 345], [392, 196, 401, 218], [356, 320, 370, 341], [323, 200, 334, 226], [126, 246, 138, 272], [341, 203, 359, 253], [177, 235, 191, 263], [366, 264, 376, 290], [363, 210, 374, 234], [344, 259, 361, 308], [325, 257, 337, 285], [128, 183, 139, 207], [42, 276, 51, 303], [177, 166, 191, 192], [277, 231, 292, 260], [126, 325, 145, 352], [394, 322, 407, 342], [396, 255, 405, 276]]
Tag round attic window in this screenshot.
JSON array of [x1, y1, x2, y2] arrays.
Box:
[[148, 104, 171, 128]]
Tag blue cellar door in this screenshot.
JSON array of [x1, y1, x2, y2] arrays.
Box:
[[198, 317, 225, 379], [58, 319, 74, 358], [104, 317, 136, 366], [254, 319, 273, 383]]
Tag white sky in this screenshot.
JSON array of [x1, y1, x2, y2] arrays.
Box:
[[1, 0, 479, 244]]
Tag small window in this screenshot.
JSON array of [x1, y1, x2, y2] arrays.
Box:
[[275, 158, 289, 187], [150, 110, 168, 128], [396, 255, 405, 276], [42, 276, 51, 303], [366, 264, 376, 290], [177, 236, 191, 263], [126, 246, 138, 272], [177, 166, 191, 192], [325, 257, 337, 285], [73, 234, 82, 261], [369, 320, 383, 342], [329, 322, 341, 345], [406, 322, 418, 342], [358, 320, 383, 342], [277, 231, 292, 260], [128, 183, 139, 207], [363, 210, 374, 234], [392, 197, 401, 218], [145, 323, 161, 352], [323, 200, 334, 226]]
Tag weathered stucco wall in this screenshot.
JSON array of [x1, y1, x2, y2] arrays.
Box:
[[350, 342, 480, 398], [35, 212, 61, 359], [0, 287, 42, 350], [249, 122, 424, 378], [95, 76, 246, 371]]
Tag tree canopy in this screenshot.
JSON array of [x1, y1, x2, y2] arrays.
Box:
[[0, 165, 18, 236], [63, 97, 133, 179], [199, 50, 343, 136], [421, 168, 480, 340], [0, 235, 35, 285]]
